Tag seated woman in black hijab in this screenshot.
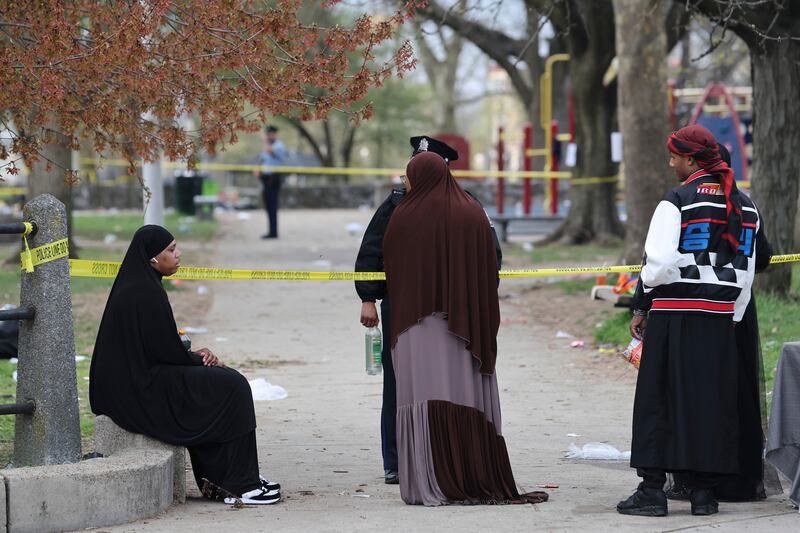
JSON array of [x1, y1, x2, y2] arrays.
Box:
[[90, 225, 280, 505]]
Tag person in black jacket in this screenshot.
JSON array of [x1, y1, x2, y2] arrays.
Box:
[[355, 136, 502, 485]]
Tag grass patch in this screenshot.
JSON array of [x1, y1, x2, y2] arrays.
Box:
[[0, 359, 17, 462], [73, 211, 218, 242], [595, 310, 633, 347], [757, 293, 800, 393], [507, 242, 624, 265], [551, 278, 598, 295]]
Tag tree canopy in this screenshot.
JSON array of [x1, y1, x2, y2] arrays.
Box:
[[0, 0, 421, 177]]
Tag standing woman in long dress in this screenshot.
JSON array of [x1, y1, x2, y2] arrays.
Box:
[[90, 225, 280, 505], [383, 151, 547, 506]]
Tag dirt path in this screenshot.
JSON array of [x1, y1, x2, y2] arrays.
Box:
[[101, 209, 797, 533]]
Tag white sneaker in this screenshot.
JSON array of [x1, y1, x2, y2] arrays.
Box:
[[224, 487, 281, 505], [260, 474, 281, 492]]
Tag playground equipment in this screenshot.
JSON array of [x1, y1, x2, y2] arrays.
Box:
[[670, 83, 753, 185], [491, 54, 572, 239]]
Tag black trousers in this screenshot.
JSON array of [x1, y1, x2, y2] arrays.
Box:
[[260, 175, 281, 237], [188, 429, 261, 496], [380, 298, 398, 472], [639, 467, 723, 491]]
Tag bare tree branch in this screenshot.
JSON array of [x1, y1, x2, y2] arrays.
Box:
[[420, 1, 536, 106], [666, 0, 692, 51]]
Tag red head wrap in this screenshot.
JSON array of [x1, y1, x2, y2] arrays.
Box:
[[667, 124, 742, 263]]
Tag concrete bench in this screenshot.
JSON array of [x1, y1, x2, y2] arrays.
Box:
[[489, 214, 565, 242], [94, 415, 186, 504], [0, 448, 175, 533], [0, 416, 187, 533], [591, 285, 633, 308], [193, 194, 218, 220]]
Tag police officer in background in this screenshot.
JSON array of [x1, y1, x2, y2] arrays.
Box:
[[254, 125, 287, 239], [354, 135, 502, 485]]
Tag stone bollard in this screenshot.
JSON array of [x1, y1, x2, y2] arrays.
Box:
[[14, 194, 81, 466]]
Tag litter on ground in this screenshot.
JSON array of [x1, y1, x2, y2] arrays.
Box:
[[565, 442, 631, 461], [249, 378, 288, 401]]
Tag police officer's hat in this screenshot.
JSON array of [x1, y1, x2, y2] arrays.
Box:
[[410, 136, 459, 163]]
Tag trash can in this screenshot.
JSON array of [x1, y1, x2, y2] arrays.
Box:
[[174, 173, 204, 215]]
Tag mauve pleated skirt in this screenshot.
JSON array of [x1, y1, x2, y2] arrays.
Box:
[[393, 313, 544, 506]]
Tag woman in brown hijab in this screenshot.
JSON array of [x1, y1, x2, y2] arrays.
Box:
[[383, 151, 547, 506]]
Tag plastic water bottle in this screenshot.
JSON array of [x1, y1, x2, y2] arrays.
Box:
[[365, 327, 382, 375], [178, 328, 191, 351]]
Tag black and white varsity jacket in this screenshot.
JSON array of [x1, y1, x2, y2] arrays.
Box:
[[638, 169, 759, 321]]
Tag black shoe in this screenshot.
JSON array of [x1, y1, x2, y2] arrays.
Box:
[[261, 233, 278, 239], [617, 484, 668, 517], [665, 484, 691, 501], [690, 489, 719, 516], [384, 470, 399, 485]]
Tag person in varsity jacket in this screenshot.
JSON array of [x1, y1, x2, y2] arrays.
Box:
[[617, 124, 760, 518], [663, 144, 775, 503]]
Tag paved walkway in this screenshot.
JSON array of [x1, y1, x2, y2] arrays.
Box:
[[102, 209, 797, 532]]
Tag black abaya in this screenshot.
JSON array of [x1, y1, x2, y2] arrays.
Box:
[[669, 219, 773, 500], [90, 225, 260, 495], [631, 313, 739, 475]]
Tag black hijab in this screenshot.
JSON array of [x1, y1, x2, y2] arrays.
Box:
[[118, 224, 175, 287], [89, 225, 256, 445]]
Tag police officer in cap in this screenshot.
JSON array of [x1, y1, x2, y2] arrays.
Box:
[[354, 135, 502, 485]]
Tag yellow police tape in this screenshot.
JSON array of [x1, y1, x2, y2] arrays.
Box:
[[79, 157, 575, 180], [76, 158, 757, 189], [20, 238, 70, 273], [66, 255, 800, 281], [0, 188, 26, 197]]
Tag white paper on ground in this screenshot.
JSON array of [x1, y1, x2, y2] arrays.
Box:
[[565, 442, 631, 461], [11, 370, 17, 383], [555, 330, 574, 339], [183, 326, 208, 334], [249, 378, 288, 401], [345, 223, 365, 235], [75, 355, 87, 363]]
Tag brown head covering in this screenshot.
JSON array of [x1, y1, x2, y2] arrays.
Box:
[[383, 152, 500, 374]]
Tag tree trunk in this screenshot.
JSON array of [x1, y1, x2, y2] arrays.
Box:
[[559, 2, 622, 243], [341, 125, 357, 174], [413, 3, 464, 135], [750, 39, 800, 294], [436, 75, 458, 134], [28, 125, 75, 255], [614, 0, 673, 264]]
